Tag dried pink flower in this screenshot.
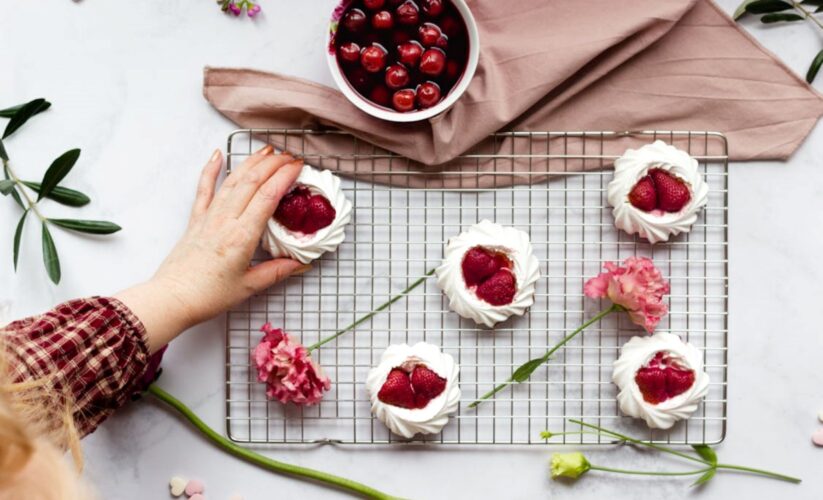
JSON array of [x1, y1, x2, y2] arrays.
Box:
[[583, 256, 670, 333], [252, 323, 331, 406]]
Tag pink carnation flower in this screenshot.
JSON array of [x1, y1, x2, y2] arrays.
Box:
[[583, 257, 670, 333], [252, 323, 331, 406]]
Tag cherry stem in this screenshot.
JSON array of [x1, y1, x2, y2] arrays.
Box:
[[468, 303, 621, 408], [307, 269, 436, 352]]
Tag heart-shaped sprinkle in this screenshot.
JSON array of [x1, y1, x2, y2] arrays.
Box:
[[184, 479, 204, 496], [169, 476, 187, 497], [812, 428, 823, 447]]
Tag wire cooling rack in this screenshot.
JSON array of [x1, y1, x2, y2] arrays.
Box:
[[225, 129, 728, 446]]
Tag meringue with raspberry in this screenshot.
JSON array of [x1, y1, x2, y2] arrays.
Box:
[[607, 140, 709, 244], [263, 165, 352, 264], [436, 220, 540, 327], [366, 342, 460, 438], [613, 332, 710, 429]]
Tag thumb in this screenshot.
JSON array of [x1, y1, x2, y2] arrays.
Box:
[[244, 258, 310, 293]]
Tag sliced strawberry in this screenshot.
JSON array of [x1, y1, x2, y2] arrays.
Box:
[[410, 365, 446, 407], [461, 247, 499, 287], [303, 194, 337, 233], [274, 186, 310, 231], [377, 368, 416, 409], [628, 175, 657, 212], [475, 269, 517, 306], [634, 352, 695, 404], [649, 168, 691, 213]]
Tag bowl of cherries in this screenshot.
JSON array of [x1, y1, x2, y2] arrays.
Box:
[[327, 0, 479, 122]]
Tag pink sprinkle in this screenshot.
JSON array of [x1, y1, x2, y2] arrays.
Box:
[[185, 479, 205, 496], [812, 428, 823, 447]]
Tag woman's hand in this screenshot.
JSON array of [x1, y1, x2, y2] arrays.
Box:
[[117, 146, 307, 353]]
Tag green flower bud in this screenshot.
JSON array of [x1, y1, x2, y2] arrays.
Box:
[[550, 452, 591, 480]]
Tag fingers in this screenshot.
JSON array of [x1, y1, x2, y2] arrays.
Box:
[[189, 149, 223, 222], [211, 152, 295, 218], [244, 259, 311, 293], [239, 159, 304, 233]]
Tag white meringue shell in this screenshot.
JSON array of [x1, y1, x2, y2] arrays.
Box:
[[435, 220, 540, 328], [366, 342, 461, 438], [607, 140, 709, 244], [613, 332, 710, 430], [262, 165, 352, 264]]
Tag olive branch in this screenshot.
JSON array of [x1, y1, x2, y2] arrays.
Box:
[[1, 98, 121, 284]]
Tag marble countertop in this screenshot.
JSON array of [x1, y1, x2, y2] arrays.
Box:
[[2, 1, 822, 498]]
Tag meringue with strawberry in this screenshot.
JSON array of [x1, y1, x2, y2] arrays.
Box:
[[263, 165, 352, 264], [607, 141, 709, 244], [366, 342, 460, 438], [436, 220, 540, 327], [613, 332, 710, 429]]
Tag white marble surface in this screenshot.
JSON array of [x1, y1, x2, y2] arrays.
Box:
[[1, 1, 822, 498]]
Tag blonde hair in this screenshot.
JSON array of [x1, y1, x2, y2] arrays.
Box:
[[0, 345, 94, 500]]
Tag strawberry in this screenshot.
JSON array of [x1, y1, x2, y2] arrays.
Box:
[[274, 186, 336, 234], [410, 365, 446, 407], [627, 175, 657, 212], [634, 352, 695, 404], [649, 168, 691, 213], [377, 368, 416, 409], [461, 247, 499, 287], [475, 269, 517, 306], [274, 186, 310, 231], [303, 194, 337, 233]]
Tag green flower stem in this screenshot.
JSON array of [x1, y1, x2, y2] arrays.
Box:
[[791, 1, 823, 30], [590, 465, 713, 477], [147, 385, 401, 500], [569, 419, 708, 465], [469, 304, 621, 408], [3, 158, 45, 222], [715, 464, 801, 484], [307, 269, 435, 352]]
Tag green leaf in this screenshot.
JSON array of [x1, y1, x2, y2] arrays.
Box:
[[0, 99, 51, 119], [760, 12, 804, 22], [2, 163, 24, 209], [692, 468, 716, 487], [692, 444, 718, 465], [2, 98, 50, 139], [801, 0, 823, 6], [818, 5, 823, 12], [41, 223, 61, 284], [511, 356, 549, 383], [0, 138, 7, 161], [0, 179, 14, 195], [734, 0, 760, 19], [21, 181, 90, 207], [38, 148, 80, 201], [49, 218, 121, 235], [745, 0, 793, 13], [13, 210, 28, 270], [807, 49, 823, 83]]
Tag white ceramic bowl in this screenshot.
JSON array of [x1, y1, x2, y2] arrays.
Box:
[[326, 0, 480, 123]]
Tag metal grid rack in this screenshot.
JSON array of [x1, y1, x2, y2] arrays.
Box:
[[225, 129, 728, 446]]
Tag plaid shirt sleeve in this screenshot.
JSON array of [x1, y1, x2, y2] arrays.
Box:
[[1, 296, 164, 437]]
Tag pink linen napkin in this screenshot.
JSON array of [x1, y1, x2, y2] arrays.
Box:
[[204, 0, 823, 187]]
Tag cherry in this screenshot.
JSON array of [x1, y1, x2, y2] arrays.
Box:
[[439, 15, 460, 38], [391, 29, 411, 45], [363, 0, 385, 9], [385, 64, 410, 89], [360, 44, 388, 73], [395, 0, 420, 25], [369, 84, 392, 107], [416, 81, 441, 108], [371, 10, 394, 30], [392, 88, 416, 112], [346, 66, 371, 90], [419, 48, 446, 76], [418, 22, 442, 47], [338, 42, 361, 64], [397, 41, 424, 66], [342, 8, 367, 33], [421, 0, 444, 17], [444, 58, 461, 83]]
